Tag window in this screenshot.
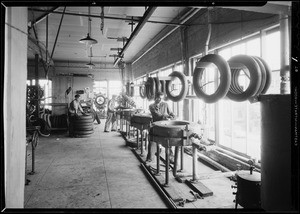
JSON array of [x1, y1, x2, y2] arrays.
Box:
[[93, 80, 122, 99], [216, 31, 280, 160], [93, 81, 107, 96]]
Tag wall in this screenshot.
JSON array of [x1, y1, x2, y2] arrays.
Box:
[[4, 7, 28, 208], [132, 8, 278, 77]]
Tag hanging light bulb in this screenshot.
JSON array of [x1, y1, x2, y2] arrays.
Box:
[[86, 57, 95, 69], [79, 7, 98, 46]]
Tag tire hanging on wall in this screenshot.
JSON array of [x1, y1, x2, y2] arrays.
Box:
[[252, 56, 267, 96], [129, 82, 134, 97], [254, 56, 272, 94], [165, 71, 188, 102], [146, 77, 156, 101], [193, 54, 231, 103], [139, 82, 147, 99], [226, 55, 262, 102], [153, 77, 161, 94], [95, 94, 106, 107], [160, 80, 169, 101]]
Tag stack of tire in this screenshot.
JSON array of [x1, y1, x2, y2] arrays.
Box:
[[50, 114, 68, 128], [72, 114, 94, 138]]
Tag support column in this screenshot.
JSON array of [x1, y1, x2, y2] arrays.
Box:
[[279, 14, 290, 94], [4, 6, 28, 208]]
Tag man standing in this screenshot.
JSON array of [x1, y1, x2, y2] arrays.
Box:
[[146, 92, 176, 163], [104, 95, 118, 132]]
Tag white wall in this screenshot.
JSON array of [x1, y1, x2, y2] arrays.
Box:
[[4, 7, 28, 208]]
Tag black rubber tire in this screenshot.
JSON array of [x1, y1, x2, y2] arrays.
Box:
[[73, 124, 94, 130], [75, 134, 93, 138], [95, 112, 101, 124], [74, 115, 94, 122], [139, 83, 147, 99], [130, 82, 134, 97], [159, 80, 165, 93], [252, 56, 267, 96], [226, 55, 262, 102], [193, 54, 231, 103], [254, 56, 272, 94], [126, 82, 130, 96], [153, 77, 161, 94], [146, 77, 155, 101], [95, 95, 106, 107], [162, 80, 169, 101], [165, 71, 188, 102], [73, 129, 94, 135]]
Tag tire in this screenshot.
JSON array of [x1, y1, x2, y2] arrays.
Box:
[[227, 55, 262, 102], [159, 80, 165, 93], [73, 124, 94, 130], [95, 112, 101, 124], [130, 82, 135, 97], [254, 56, 272, 94], [139, 83, 147, 99], [95, 95, 106, 107], [193, 54, 231, 103], [166, 71, 188, 102], [161, 80, 169, 101], [153, 77, 161, 94], [146, 77, 155, 101], [252, 56, 267, 96], [73, 129, 94, 135], [75, 134, 93, 138], [74, 114, 94, 122]]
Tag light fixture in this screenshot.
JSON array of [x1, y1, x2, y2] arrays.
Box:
[[79, 6, 98, 46], [86, 57, 95, 69]]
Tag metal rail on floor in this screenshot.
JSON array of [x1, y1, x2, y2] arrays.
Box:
[[140, 162, 177, 209], [131, 148, 177, 208]]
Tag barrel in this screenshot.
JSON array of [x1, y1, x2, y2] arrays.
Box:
[[236, 170, 261, 208], [72, 114, 94, 138], [259, 94, 292, 211]]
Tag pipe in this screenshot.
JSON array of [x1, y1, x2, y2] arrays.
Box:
[[205, 8, 212, 55], [279, 14, 290, 94], [28, 8, 188, 27], [50, 6, 66, 59], [114, 7, 157, 67], [132, 8, 201, 65], [28, 7, 59, 29]]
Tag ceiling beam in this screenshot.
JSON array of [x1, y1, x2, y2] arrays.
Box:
[[28, 7, 60, 29], [196, 2, 291, 16], [113, 6, 157, 67]]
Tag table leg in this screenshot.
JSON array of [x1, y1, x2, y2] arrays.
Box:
[[156, 142, 160, 175], [165, 143, 170, 187]]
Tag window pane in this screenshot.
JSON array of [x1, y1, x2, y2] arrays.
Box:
[[231, 102, 247, 153], [246, 38, 260, 56], [265, 31, 280, 70]]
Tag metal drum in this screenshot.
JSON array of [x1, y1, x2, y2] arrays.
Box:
[[150, 120, 200, 147], [236, 170, 261, 209], [131, 113, 152, 128]]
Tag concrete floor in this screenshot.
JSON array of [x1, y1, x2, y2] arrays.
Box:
[[24, 119, 167, 208], [24, 119, 237, 209]]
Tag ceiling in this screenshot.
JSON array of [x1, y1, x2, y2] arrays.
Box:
[[27, 2, 291, 68], [27, 6, 188, 67]]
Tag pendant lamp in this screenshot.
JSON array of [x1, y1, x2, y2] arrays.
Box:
[[79, 7, 98, 46], [86, 57, 95, 69]]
